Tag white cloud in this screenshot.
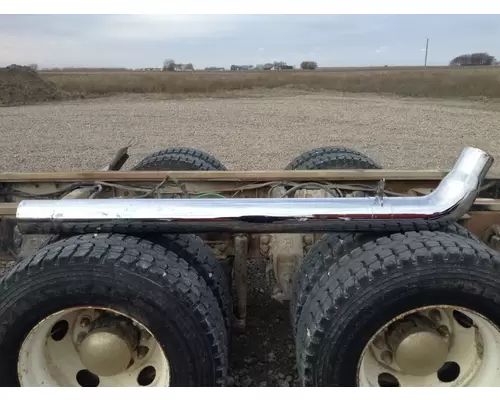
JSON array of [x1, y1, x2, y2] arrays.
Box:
[[0, 15, 241, 67], [0, 34, 85, 66], [375, 46, 388, 53], [96, 15, 237, 41]]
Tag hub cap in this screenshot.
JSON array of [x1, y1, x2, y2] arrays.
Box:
[[79, 329, 134, 376], [387, 317, 448, 376], [18, 307, 171, 387], [393, 331, 448, 376], [357, 306, 500, 387]]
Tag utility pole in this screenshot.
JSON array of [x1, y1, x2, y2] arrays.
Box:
[[424, 38, 429, 67]]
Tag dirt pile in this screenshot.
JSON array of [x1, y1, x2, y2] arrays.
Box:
[[0, 64, 64, 106]]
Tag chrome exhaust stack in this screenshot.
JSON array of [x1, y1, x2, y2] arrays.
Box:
[[16, 147, 493, 235]]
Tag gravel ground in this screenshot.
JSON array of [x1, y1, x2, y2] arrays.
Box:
[[1, 91, 500, 386], [1, 91, 500, 173]]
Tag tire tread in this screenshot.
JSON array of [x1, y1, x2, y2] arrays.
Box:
[[0, 234, 227, 386], [296, 230, 500, 386], [133, 147, 227, 171], [285, 147, 381, 170]]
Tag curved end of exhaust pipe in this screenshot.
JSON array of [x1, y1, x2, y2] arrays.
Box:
[[429, 147, 493, 221], [449, 146, 493, 186]]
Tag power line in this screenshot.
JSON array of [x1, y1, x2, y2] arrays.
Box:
[[424, 38, 429, 66]]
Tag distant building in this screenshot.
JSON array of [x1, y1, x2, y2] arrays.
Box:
[[174, 64, 194, 72], [230, 65, 254, 71]]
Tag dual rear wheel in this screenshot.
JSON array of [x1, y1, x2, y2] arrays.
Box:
[[1, 233, 229, 386], [0, 148, 231, 387], [287, 147, 500, 387], [292, 230, 500, 387]]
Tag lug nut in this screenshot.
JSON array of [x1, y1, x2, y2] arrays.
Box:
[[437, 325, 450, 338], [373, 335, 385, 349], [80, 317, 91, 328], [261, 235, 270, 245], [141, 330, 152, 341], [429, 310, 441, 322], [137, 346, 149, 360], [381, 351, 393, 364]]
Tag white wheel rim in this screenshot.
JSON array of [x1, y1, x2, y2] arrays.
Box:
[[357, 305, 500, 387], [18, 307, 171, 387]]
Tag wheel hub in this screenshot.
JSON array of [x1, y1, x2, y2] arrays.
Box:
[[18, 307, 171, 387], [78, 315, 139, 377], [79, 328, 133, 376], [393, 331, 448, 376], [388, 317, 449, 376], [359, 307, 500, 387]]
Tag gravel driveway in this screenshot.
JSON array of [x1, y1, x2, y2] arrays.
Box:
[[1, 91, 500, 386], [1, 91, 500, 173]]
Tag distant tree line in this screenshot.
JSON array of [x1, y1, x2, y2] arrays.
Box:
[[230, 64, 254, 71], [163, 59, 194, 72], [163, 58, 320, 72], [449, 52, 497, 66], [300, 61, 318, 70]]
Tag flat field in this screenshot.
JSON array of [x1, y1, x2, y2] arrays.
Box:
[[40, 65, 500, 99]]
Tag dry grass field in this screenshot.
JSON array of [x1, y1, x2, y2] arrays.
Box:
[[41, 65, 500, 99]]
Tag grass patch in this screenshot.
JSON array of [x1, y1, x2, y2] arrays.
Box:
[[41, 67, 500, 99]]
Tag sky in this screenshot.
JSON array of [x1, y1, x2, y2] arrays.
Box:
[[0, 14, 499, 69]]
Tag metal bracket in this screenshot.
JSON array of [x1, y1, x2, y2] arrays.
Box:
[[233, 234, 249, 332], [374, 178, 386, 206], [483, 224, 500, 251], [101, 145, 130, 172]]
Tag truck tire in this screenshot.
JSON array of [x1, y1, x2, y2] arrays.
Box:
[[133, 147, 227, 171], [296, 231, 500, 387], [131, 147, 232, 334], [0, 235, 228, 387], [284, 146, 381, 170], [56, 233, 232, 335], [285, 146, 381, 334], [290, 223, 480, 336], [153, 234, 232, 334], [290, 232, 379, 336]]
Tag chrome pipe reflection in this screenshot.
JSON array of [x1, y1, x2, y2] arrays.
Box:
[[16, 147, 493, 234]]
